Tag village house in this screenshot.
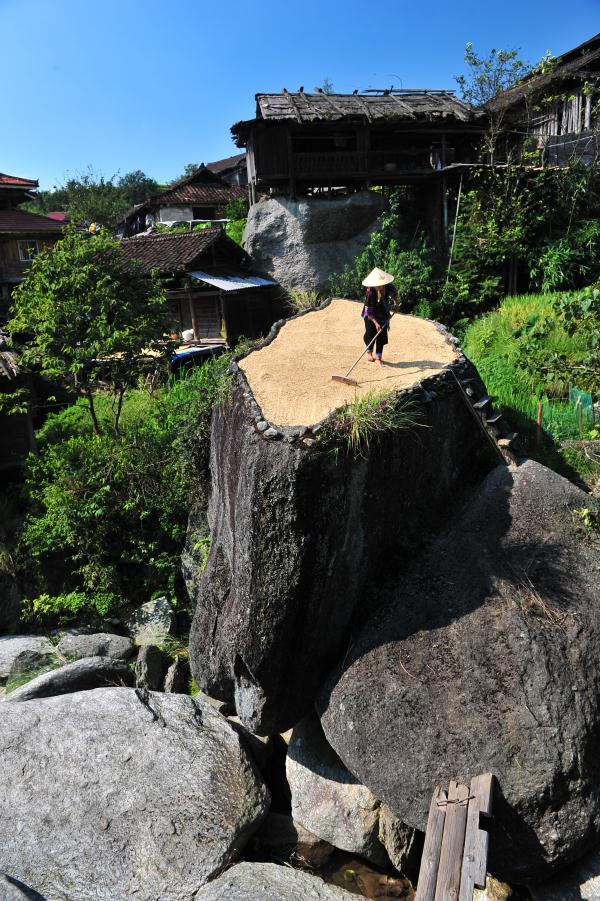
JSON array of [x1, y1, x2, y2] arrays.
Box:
[[490, 32, 600, 165], [231, 90, 484, 201], [119, 228, 284, 354], [116, 166, 247, 237], [207, 152, 247, 188], [0, 173, 63, 321]]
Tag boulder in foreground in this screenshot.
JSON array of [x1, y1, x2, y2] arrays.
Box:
[[319, 461, 600, 882], [194, 861, 358, 900], [0, 688, 269, 901]]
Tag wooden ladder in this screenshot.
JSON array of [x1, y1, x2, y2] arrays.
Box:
[[415, 774, 494, 901]]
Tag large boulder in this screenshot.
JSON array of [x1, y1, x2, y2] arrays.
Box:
[[0, 688, 269, 901], [286, 714, 387, 865], [0, 635, 58, 685], [318, 461, 600, 882], [188, 303, 496, 734], [194, 861, 358, 900], [126, 596, 174, 645], [56, 631, 133, 661], [243, 192, 386, 293], [4, 656, 133, 701], [286, 714, 421, 872]]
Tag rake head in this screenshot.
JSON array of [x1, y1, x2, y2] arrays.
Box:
[[331, 374, 359, 386]]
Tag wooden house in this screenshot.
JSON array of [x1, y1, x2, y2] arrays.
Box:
[[116, 166, 247, 237], [207, 152, 248, 188], [119, 228, 284, 348], [0, 173, 63, 321], [231, 91, 484, 202], [490, 33, 600, 165]]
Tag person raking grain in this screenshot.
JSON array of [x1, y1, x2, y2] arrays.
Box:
[[361, 268, 398, 367]]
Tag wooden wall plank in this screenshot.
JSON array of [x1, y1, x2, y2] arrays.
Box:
[[459, 773, 494, 901], [415, 787, 447, 901], [434, 781, 469, 901]]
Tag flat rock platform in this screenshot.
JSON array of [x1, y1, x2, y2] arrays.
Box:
[[239, 298, 459, 427]]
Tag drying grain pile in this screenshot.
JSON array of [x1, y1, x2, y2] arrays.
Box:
[[240, 298, 459, 427]]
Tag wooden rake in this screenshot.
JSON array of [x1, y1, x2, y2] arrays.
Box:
[[332, 314, 394, 387]]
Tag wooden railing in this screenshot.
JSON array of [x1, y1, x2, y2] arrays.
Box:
[[290, 150, 432, 177]]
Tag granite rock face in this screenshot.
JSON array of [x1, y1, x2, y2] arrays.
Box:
[[188, 364, 496, 734], [0, 688, 269, 901], [194, 861, 358, 900], [318, 461, 600, 882], [243, 192, 386, 293], [529, 845, 600, 899], [286, 715, 387, 865], [56, 631, 133, 661], [4, 656, 133, 701], [126, 596, 174, 645], [0, 635, 58, 685]]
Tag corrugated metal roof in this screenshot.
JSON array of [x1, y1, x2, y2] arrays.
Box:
[[190, 270, 276, 291]]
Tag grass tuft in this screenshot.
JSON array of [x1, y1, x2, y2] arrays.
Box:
[[319, 390, 422, 457]]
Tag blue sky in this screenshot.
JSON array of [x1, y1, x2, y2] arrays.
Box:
[[1, 0, 598, 190]]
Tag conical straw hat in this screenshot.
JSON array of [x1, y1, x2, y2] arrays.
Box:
[[362, 267, 394, 288]]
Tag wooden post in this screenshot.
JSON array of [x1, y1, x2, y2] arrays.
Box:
[[459, 774, 494, 901], [286, 127, 296, 200], [186, 279, 198, 341], [441, 135, 449, 246], [415, 787, 447, 901]]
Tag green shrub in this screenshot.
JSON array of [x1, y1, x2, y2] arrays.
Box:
[[17, 352, 234, 626], [318, 390, 422, 457], [287, 288, 323, 313]]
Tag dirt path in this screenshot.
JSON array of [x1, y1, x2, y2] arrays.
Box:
[[240, 298, 458, 428]]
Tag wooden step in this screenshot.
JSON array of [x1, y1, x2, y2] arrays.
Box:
[[486, 413, 503, 426], [472, 396, 492, 412]]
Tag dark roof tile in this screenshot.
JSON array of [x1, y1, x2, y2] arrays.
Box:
[[120, 228, 233, 274], [0, 209, 64, 234]]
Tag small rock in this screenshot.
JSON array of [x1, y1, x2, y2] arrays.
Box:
[[378, 803, 423, 878], [0, 636, 58, 685], [163, 656, 190, 694], [126, 597, 174, 645], [302, 437, 316, 447], [201, 692, 235, 716], [194, 861, 357, 900], [135, 645, 164, 691], [5, 656, 133, 702], [57, 632, 133, 661], [263, 428, 280, 439], [285, 436, 295, 444], [253, 812, 334, 867], [474, 876, 513, 901], [286, 714, 387, 866], [256, 421, 269, 432]]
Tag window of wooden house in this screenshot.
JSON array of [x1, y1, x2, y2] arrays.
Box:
[[18, 240, 39, 261]]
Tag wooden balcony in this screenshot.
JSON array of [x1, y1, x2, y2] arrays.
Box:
[[257, 149, 433, 182]]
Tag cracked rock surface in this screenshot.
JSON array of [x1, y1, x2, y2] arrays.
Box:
[[0, 688, 269, 901], [318, 461, 600, 882]]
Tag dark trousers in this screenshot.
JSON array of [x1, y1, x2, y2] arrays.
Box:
[[363, 318, 389, 356]]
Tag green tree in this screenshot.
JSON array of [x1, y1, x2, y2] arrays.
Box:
[[118, 170, 161, 207], [9, 227, 171, 436], [321, 76, 334, 94], [54, 167, 129, 224], [455, 43, 532, 161]]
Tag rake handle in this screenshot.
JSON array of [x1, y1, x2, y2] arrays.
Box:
[[342, 313, 394, 379]]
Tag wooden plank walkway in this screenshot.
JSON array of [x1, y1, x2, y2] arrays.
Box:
[[415, 774, 494, 901]]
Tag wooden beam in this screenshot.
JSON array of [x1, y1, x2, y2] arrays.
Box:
[[459, 774, 494, 901], [434, 781, 469, 901], [415, 787, 447, 901]]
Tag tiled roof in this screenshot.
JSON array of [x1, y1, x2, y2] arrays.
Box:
[[118, 167, 246, 224], [120, 228, 234, 274], [0, 173, 38, 188], [0, 209, 64, 234], [206, 152, 246, 173]]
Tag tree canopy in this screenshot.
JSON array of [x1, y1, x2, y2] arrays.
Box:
[[454, 42, 531, 107], [9, 227, 172, 435]]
